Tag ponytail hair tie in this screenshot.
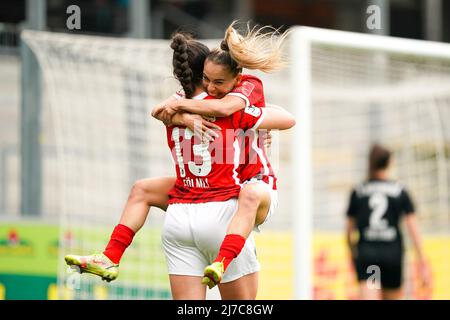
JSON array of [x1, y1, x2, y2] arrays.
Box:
[[220, 40, 229, 51]]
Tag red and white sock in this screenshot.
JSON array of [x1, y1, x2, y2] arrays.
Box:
[[213, 234, 246, 272], [103, 224, 135, 264]]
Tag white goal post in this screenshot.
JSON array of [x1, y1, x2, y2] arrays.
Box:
[[289, 26, 450, 299]]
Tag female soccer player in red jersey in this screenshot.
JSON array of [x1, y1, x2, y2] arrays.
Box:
[[159, 30, 292, 300], [65, 22, 292, 298], [154, 22, 290, 290]]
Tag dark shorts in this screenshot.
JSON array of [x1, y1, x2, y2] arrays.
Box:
[[353, 243, 404, 289]]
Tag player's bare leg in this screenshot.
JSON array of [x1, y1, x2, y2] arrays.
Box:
[[65, 176, 176, 281], [119, 176, 175, 232], [227, 183, 271, 238], [169, 275, 207, 300], [202, 183, 270, 289], [218, 272, 258, 300], [382, 288, 403, 300]]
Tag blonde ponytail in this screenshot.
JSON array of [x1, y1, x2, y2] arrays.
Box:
[[224, 21, 289, 73]]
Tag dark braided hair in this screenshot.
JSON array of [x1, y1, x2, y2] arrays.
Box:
[[170, 33, 210, 98]]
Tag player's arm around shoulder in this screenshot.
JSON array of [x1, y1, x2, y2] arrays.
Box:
[[176, 95, 245, 118], [257, 104, 296, 130]]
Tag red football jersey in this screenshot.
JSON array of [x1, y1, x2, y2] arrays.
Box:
[[229, 75, 277, 190], [166, 92, 265, 204], [228, 74, 265, 108]]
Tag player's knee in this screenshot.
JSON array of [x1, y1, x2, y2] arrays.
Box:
[[239, 184, 264, 210], [129, 180, 148, 201]]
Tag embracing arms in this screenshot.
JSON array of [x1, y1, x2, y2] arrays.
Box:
[[258, 104, 296, 130], [151, 95, 295, 142], [152, 95, 245, 121], [151, 96, 220, 141]]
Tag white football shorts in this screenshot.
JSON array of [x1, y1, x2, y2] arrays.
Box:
[[162, 199, 260, 283]]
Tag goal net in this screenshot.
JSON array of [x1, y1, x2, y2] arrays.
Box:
[[277, 27, 450, 299], [21, 27, 450, 300], [22, 31, 178, 300]]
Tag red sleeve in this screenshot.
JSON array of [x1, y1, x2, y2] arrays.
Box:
[[227, 76, 265, 107], [230, 106, 265, 131]]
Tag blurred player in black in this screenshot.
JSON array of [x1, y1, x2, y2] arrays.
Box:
[[346, 144, 431, 299]]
